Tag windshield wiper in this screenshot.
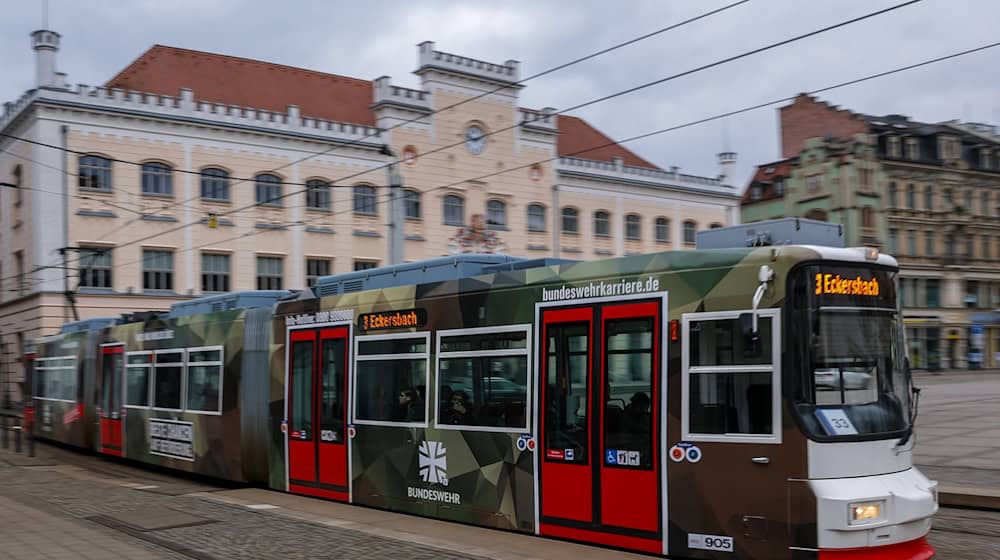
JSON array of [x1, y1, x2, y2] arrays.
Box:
[[896, 385, 921, 448]]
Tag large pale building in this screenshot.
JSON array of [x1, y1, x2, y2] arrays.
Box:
[[0, 27, 740, 401], [742, 94, 1000, 370]]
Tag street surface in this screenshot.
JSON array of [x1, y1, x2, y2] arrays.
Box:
[[0, 372, 996, 559]]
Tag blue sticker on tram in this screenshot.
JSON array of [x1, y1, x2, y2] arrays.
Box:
[[606, 449, 618, 465]]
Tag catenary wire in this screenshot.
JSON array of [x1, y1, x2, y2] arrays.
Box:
[[28, 37, 995, 292], [0, 0, 921, 268]]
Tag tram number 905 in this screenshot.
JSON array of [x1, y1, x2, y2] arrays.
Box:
[[689, 533, 734, 553]]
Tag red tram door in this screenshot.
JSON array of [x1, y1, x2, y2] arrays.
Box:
[[287, 327, 350, 501], [539, 301, 662, 554], [100, 345, 125, 457]]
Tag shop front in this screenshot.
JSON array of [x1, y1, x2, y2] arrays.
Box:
[[904, 317, 942, 371]]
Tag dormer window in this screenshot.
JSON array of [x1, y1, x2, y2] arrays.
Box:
[[887, 136, 901, 158], [904, 138, 920, 160], [774, 179, 785, 196], [981, 148, 993, 170], [750, 185, 762, 200]]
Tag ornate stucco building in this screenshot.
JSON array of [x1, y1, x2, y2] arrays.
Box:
[[0, 28, 740, 401], [743, 94, 1000, 370]]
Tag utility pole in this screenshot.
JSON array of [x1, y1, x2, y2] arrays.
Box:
[[383, 145, 405, 265]]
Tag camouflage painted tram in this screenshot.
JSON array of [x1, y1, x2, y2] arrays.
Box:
[[26, 246, 938, 559]]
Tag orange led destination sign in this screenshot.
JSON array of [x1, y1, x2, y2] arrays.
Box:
[[815, 273, 880, 297], [358, 309, 427, 331]]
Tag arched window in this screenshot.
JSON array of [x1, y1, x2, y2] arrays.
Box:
[[443, 194, 464, 225], [486, 199, 507, 228], [353, 185, 377, 215], [305, 179, 331, 210], [200, 168, 230, 201], [141, 162, 173, 196], [255, 173, 283, 206], [624, 214, 640, 240], [593, 211, 610, 236], [561, 207, 579, 234], [655, 217, 669, 243], [404, 189, 421, 219], [527, 203, 546, 232], [682, 220, 697, 244], [79, 155, 112, 191]]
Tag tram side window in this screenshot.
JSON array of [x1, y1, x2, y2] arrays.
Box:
[[544, 323, 589, 464], [290, 341, 313, 439], [687, 317, 775, 437], [604, 317, 654, 469], [355, 336, 428, 424], [34, 357, 78, 401], [436, 329, 529, 430], [187, 349, 223, 413], [320, 338, 346, 443], [154, 351, 184, 410], [126, 353, 152, 407]]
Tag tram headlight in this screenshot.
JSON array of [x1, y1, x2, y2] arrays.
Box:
[[848, 500, 885, 525]]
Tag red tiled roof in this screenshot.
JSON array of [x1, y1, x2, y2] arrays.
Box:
[[741, 159, 795, 205], [107, 45, 375, 125], [107, 46, 660, 169]]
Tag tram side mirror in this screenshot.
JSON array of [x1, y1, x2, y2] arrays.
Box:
[[739, 312, 762, 358]]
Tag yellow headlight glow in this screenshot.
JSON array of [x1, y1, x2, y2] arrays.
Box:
[[849, 501, 885, 525]]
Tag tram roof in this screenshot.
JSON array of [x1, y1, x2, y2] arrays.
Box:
[[310, 255, 577, 297], [166, 290, 292, 318], [58, 317, 121, 334]]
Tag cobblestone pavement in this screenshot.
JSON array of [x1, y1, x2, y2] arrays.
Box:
[[929, 507, 1000, 559], [913, 371, 1000, 488], [0, 447, 487, 560]]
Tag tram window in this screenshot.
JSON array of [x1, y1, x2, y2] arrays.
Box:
[[689, 318, 773, 366], [187, 348, 222, 413], [544, 323, 589, 464], [355, 335, 429, 425], [319, 338, 345, 442], [604, 318, 654, 469], [290, 341, 314, 440], [153, 351, 184, 410], [689, 372, 772, 435], [34, 357, 78, 401], [685, 315, 777, 440], [126, 352, 152, 407]]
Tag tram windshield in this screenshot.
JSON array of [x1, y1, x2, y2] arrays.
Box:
[[791, 264, 911, 440]]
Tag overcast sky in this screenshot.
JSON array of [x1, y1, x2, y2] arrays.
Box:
[[2, 0, 998, 189]]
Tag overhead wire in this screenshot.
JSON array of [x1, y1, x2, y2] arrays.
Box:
[[0, 0, 922, 264], [18, 37, 997, 293]]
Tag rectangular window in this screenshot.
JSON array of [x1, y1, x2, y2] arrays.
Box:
[[186, 348, 222, 413], [925, 231, 935, 256], [153, 350, 184, 410], [354, 334, 429, 426], [906, 185, 916, 209], [907, 230, 917, 256], [604, 317, 655, 469], [306, 258, 331, 288], [202, 253, 230, 293], [79, 248, 112, 289], [924, 186, 933, 212], [320, 337, 346, 443], [142, 250, 174, 291], [683, 312, 779, 443], [290, 340, 313, 439], [125, 352, 152, 407], [256, 256, 283, 290], [34, 356, 78, 401], [436, 327, 530, 431], [544, 322, 589, 464], [925, 279, 940, 308], [888, 228, 898, 255], [353, 260, 378, 271]]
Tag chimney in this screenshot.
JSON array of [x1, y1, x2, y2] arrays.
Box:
[[31, 29, 62, 88], [717, 151, 737, 183]]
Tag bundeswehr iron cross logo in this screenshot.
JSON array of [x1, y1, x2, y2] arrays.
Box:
[[418, 441, 448, 486]]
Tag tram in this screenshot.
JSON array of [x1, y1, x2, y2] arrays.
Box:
[[25, 246, 937, 559]]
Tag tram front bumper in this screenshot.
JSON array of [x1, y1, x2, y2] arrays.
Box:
[[810, 467, 937, 551], [818, 536, 934, 559]]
